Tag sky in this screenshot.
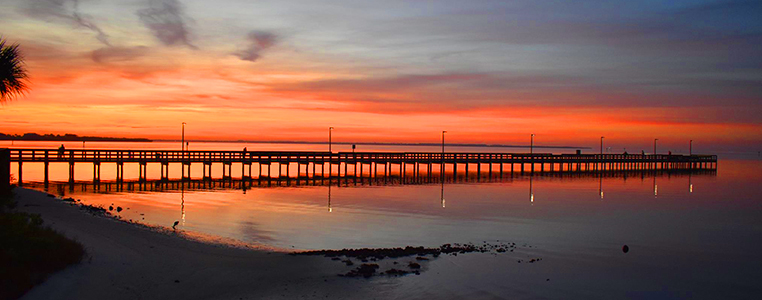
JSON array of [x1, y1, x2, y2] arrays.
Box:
[[1, 0, 761, 152]]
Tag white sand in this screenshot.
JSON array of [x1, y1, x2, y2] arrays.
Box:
[[14, 188, 381, 300]]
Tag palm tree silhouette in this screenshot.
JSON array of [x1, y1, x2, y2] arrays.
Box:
[[0, 37, 28, 103]]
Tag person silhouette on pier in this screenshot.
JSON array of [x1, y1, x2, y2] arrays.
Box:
[[58, 144, 65, 158]]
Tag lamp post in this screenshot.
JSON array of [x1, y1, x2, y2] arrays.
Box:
[[654, 138, 658, 155], [329, 127, 334, 153], [689, 140, 693, 156], [441, 131, 447, 155], [530, 134, 535, 155], [182, 122, 186, 151], [600, 136, 605, 155]]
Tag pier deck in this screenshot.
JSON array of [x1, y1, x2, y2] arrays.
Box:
[[4, 148, 717, 186]]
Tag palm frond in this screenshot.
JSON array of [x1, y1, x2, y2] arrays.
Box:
[[0, 37, 29, 103]]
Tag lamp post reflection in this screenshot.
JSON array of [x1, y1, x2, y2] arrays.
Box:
[[599, 175, 604, 199], [653, 176, 658, 197], [441, 179, 445, 208], [689, 173, 693, 194], [529, 175, 534, 205], [181, 186, 186, 226], [328, 185, 332, 213]]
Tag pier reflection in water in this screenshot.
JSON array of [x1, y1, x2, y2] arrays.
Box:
[[24, 167, 721, 251]]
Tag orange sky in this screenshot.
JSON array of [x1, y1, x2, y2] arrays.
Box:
[[1, 0, 761, 153]]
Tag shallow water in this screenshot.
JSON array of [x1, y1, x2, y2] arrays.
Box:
[[8, 141, 762, 299]]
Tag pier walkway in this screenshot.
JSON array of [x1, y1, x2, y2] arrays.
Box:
[[3, 148, 717, 186]]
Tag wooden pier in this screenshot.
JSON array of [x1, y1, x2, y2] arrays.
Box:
[[4, 148, 717, 186]]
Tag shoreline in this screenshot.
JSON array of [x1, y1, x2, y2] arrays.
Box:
[[13, 188, 375, 300]]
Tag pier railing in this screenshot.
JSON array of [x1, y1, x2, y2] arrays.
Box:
[[5, 148, 717, 185]]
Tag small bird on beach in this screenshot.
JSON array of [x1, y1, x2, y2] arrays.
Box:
[[172, 221, 179, 230]]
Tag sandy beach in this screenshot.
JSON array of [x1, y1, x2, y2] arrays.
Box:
[[13, 188, 379, 300]]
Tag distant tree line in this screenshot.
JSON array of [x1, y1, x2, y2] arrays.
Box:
[[0, 132, 151, 142]]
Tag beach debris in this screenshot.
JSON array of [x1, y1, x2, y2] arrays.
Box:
[[108, 206, 114, 211], [384, 268, 410, 276], [341, 264, 379, 278], [116, 206, 123, 212], [517, 258, 543, 263], [622, 245, 629, 253], [296, 241, 533, 277], [172, 221, 179, 230], [293, 242, 515, 261], [78, 203, 109, 215]]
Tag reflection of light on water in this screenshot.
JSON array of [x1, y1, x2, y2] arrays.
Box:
[[529, 176, 534, 205], [328, 186, 332, 212], [690, 184, 693, 193], [600, 191, 604, 199], [442, 199, 446, 208], [654, 185, 658, 196], [181, 190, 186, 226]]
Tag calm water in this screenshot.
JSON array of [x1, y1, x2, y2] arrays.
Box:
[[8, 141, 762, 299]]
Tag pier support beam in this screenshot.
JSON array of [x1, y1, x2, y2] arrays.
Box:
[[0, 149, 10, 195], [17, 161, 23, 186]]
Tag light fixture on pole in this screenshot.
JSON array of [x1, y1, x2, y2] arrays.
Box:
[[654, 138, 658, 155], [600, 136, 605, 155], [689, 140, 693, 156], [329, 127, 334, 153], [530, 134, 535, 155], [182, 122, 186, 151], [441, 131, 447, 155]]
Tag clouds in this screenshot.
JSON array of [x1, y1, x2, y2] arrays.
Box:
[[235, 31, 277, 62], [22, 0, 111, 46], [91, 46, 149, 63], [137, 0, 196, 48]]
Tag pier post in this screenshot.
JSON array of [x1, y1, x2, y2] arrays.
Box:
[[116, 162, 124, 182], [17, 161, 23, 186], [68, 162, 74, 184], [0, 149, 9, 195], [44, 152, 49, 185]]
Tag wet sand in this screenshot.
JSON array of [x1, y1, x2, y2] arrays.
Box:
[[14, 188, 377, 300]]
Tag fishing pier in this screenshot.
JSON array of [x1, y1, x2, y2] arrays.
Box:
[[3, 149, 717, 187]]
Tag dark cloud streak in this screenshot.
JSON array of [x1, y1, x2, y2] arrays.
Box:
[[137, 0, 196, 48], [235, 31, 277, 62], [91, 46, 149, 63], [22, 0, 111, 46]]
